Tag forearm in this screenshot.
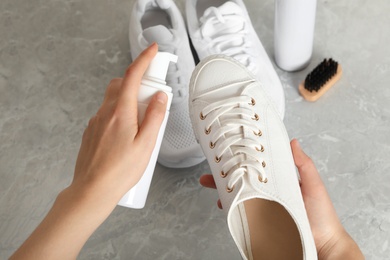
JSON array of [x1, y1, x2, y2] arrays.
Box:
[[10, 185, 118, 260], [318, 231, 364, 260]]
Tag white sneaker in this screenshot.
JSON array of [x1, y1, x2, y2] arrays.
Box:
[[129, 0, 205, 168], [186, 0, 285, 119], [189, 55, 317, 260]]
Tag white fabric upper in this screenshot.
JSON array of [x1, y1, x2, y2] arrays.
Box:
[[186, 0, 286, 120], [129, 0, 205, 168], [189, 55, 317, 260]]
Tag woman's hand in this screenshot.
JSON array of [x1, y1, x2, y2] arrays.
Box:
[[11, 43, 168, 260], [199, 139, 364, 260], [71, 42, 167, 204]]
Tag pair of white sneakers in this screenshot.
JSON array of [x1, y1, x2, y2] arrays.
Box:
[[130, 1, 316, 259], [129, 0, 285, 169]]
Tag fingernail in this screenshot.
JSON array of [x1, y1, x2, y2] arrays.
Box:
[[156, 91, 167, 104], [295, 139, 301, 148], [149, 42, 158, 49]]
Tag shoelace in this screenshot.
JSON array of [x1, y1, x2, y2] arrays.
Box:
[[200, 7, 257, 73], [198, 82, 268, 193]]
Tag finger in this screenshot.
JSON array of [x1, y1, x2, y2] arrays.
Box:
[[199, 175, 222, 209], [135, 91, 167, 151], [217, 199, 222, 209], [81, 117, 94, 143], [199, 174, 217, 189], [290, 139, 325, 193], [117, 43, 158, 113], [104, 78, 123, 102], [97, 78, 123, 116], [290, 139, 343, 234]]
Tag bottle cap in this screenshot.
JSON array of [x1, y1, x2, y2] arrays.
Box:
[[144, 52, 178, 85]]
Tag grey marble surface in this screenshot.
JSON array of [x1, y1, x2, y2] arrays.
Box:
[[1, 0, 389, 259]]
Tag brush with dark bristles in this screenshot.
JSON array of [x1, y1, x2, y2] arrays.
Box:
[[299, 58, 342, 102]]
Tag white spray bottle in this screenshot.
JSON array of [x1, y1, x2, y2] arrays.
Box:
[[118, 52, 178, 209], [274, 0, 317, 71]]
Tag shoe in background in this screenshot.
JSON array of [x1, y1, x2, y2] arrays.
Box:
[[186, 0, 286, 120], [129, 0, 205, 168]]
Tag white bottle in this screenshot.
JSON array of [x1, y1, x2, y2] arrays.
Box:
[[118, 52, 178, 209], [274, 0, 317, 71]]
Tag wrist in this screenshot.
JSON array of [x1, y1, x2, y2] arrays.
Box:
[[61, 181, 120, 213], [318, 230, 364, 260], [66, 172, 132, 209], [10, 185, 118, 260]]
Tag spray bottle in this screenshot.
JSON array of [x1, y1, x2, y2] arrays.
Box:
[[118, 52, 178, 209], [274, 0, 317, 71]]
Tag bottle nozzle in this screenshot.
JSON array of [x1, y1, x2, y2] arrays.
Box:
[[144, 52, 178, 84]]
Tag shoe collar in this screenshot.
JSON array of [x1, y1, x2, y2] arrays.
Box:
[[136, 0, 172, 13], [134, 0, 180, 34]]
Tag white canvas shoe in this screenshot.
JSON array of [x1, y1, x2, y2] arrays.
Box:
[[129, 0, 205, 168], [186, 0, 285, 120], [189, 55, 317, 260]]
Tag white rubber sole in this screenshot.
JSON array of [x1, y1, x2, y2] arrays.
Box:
[[157, 155, 206, 168]]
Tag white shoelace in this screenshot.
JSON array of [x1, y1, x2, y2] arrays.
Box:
[[199, 83, 268, 192], [200, 7, 257, 73]]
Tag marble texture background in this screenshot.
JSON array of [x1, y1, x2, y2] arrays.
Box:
[[1, 0, 389, 259]]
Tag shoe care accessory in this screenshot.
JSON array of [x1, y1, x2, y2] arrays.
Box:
[[118, 52, 177, 209], [189, 55, 317, 259], [299, 58, 342, 102], [129, 0, 205, 168], [274, 0, 317, 71]]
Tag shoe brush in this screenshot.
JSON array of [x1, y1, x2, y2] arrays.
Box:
[[299, 58, 342, 102]]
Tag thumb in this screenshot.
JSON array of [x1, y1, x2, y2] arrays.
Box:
[[136, 91, 168, 151], [290, 139, 325, 196]]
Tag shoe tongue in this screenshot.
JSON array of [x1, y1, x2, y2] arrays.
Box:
[[200, 2, 245, 37], [142, 25, 174, 45], [205, 1, 243, 16]]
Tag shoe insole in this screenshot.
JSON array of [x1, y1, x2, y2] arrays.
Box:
[[141, 8, 171, 30], [244, 198, 304, 260], [196, 0, 228, 19]]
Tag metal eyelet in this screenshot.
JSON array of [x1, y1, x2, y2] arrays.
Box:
[[220, 171, 227, 178], [258, 176, 268, 183], [256, 145, 265, 152], [226, 186, 234, 193], [262, 161, 266, 168], [209, 141, 215, 149], [254, 130, 262, 136], [252, 113, 259, 121], [249, 98, 256, 106], [205, 127, 211, 135], [215, 156, 222, 163], [200, 112, 206, 120]]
